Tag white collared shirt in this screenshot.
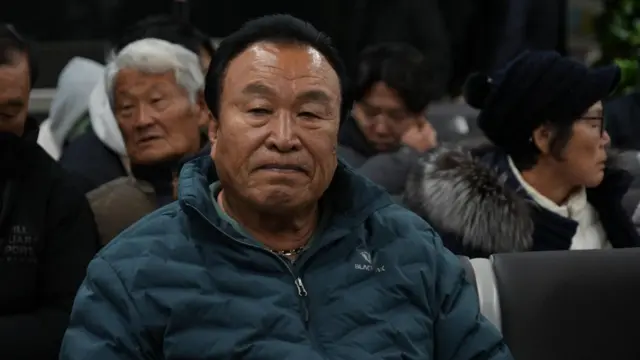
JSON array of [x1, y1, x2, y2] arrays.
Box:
[[507, 157, 611, 250]]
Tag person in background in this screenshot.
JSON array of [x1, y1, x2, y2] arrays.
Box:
[[60, 15, 511, 360], [0, 24, 99, 359], [404, 51, 640, 258], [338, 43, 437, 195], [60, 15, 214, 194], [327, 0, 451, 98], [604, 89, 640, 151], [37, 57, 104, 160], [88, 38, 208, 246]]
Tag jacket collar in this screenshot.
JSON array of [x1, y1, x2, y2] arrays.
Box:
[[177, 154, 392, 243], [338, 115, 384, 158], [483, 148, 633, 203], [0, 117, 41, 229], [483, 148, 639, 249], [0, 117, 41, 178]]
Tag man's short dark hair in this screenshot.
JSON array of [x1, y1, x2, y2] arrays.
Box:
[[0, 24, 37, 86], [354, 43, 434, 114], [204, 14, 350, 121], [112, 15, 215, 58]]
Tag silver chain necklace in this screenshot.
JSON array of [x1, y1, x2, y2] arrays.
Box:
[[272, 246, 306, 257]]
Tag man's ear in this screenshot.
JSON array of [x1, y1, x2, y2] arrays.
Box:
[[208, 115, 219, 158], [351, 103, 365, 123], [532, 124, 552, 155], [196, 91, 210, 128]]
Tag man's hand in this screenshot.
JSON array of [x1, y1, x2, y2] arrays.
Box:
[[401, 119, 438, 153]]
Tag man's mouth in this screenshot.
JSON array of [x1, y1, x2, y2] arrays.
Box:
[[257, 164, 306, 173], [138, 134, 162, 143]]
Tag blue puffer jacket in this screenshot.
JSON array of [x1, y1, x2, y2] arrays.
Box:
[[60, 156, 511, 360]]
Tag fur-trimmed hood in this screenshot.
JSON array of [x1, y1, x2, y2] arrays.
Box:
[[404, 144, 534, 255], [403, 143, 633, 255]]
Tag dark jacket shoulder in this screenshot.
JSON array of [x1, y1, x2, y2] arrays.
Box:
[[59, 127, 127, 193], [88, 177, 158, 246], [0, 134, 99, 359]]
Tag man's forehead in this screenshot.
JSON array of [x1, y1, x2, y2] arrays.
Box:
[[0, 50, 28, 67], [0, 57, 30, 99], [116, 68, 176, 82], [0, 52, 29, 84], [115, 69, 177, 91], [224, 42, 339, 90]]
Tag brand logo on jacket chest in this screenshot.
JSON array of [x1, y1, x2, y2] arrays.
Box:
[[354, 250, 385, 272], [0, 225, 38, 264]]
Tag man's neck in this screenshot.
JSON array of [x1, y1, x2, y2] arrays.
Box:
[[218, 189, 319, 252], [521, 164, 577, 206]]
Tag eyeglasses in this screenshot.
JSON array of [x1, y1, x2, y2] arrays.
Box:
[[358, 102, 411, 123], [580, 115, 606, 136]]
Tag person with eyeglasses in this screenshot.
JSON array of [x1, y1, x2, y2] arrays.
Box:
[[338, 43, 438, 195], [0, 24, 99, 359], [403, 50, 640, 258]]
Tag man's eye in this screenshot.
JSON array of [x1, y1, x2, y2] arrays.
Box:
[[363, 107, 380, 117], [0, 114, 15, 121], [299, 112, 319, 119], [249, 108, 272, 115]]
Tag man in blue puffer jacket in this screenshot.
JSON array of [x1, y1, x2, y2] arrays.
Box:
[[60, 14, 512, 360]]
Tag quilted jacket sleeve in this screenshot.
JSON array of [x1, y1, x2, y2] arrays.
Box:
[[59, 257, 151, 360]]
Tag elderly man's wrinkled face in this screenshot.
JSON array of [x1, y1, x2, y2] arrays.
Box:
[[114, 69, 206, 165], [0, 52, 30, 136], [210, 42, 341, 213]]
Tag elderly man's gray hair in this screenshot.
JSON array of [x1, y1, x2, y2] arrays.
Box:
[[105, 38, 204, 105]]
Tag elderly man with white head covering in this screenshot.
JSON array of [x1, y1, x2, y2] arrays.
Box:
[[59, 16, 213, 194], [87, 37, 208, 245]]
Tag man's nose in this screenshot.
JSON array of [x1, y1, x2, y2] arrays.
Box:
[[601, 129, 611, 147], [133, 105, 155, 128], [372, 118, 390, 136], [265, 112, 302, 152]]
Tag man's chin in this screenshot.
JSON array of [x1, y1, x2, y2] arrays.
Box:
[[131, 150, 180, 166], [250, 187, 311, 212], [373, 142, 397, 152], [585, 171, 605, 189]]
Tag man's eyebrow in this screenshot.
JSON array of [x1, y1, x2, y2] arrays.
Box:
[[296, 89, 333, 104], [241, 82, 276, 97]]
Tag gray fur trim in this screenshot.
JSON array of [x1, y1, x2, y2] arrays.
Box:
[[404, 146, 534, 254]]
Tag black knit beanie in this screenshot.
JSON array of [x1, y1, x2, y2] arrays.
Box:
[[463, 51, 620, 155]]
